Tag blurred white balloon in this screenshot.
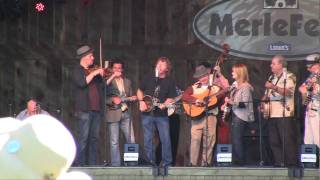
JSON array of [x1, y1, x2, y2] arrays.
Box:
[[57, 171, 92, 180], [0, 115, 77, 179]]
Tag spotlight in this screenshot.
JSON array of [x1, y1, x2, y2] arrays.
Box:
[[35, 2, 45, 13]]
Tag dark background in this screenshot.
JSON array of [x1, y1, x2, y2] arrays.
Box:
[[0, 0, 308, 166]]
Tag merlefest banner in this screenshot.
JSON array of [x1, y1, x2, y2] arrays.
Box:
[[193, 0, 320, 61]]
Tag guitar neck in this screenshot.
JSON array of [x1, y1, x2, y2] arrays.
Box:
[[121, 96, 138, 103], [154, 102, 174, 108]]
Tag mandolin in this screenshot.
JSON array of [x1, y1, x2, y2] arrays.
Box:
[[108, 96, 138, 111]]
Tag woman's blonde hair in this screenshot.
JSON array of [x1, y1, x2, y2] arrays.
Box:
[[232, 63, 249, 83]]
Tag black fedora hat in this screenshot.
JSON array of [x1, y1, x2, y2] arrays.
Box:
[[76, 45, 94, 59]]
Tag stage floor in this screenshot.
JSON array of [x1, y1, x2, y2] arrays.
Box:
[[70, 166, 319, 180]]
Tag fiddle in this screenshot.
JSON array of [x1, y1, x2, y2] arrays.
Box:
[[84, 65, 101, 75], [85, 64, 113, 77]]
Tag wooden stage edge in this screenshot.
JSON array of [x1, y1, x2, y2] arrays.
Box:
[[70, 166, 320, 180]]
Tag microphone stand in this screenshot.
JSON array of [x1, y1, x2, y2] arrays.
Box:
[[241, 97, 281, 166], [150, 76, 160, 167], [202, 69, 217, 167], [257, 98, 280, 166], [8, 103, 13, 117], [203, 89, 211, 167], [187, 100, 193, 166], [257, 99, 265, 166], [282, 72, 287, 167]]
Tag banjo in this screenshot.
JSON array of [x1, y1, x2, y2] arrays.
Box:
[[260, 99, 270, 119], [142, 95, 182, 116]]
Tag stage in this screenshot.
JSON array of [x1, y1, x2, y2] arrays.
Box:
[[70, 166, 319, 179]]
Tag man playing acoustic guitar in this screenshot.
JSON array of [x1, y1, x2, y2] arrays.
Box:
[[182, 64, 229, 166]]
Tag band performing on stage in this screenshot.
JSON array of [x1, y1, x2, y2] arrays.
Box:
[[73, 46, 320, 167], [15, 45, 320, 168], [5, 1, 320, 179]]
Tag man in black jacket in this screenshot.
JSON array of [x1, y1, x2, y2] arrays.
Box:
[[72, 45, 104, 166]]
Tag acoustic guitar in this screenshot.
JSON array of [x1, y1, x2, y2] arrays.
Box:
[[183, 43, 230, 118], [182, 86, 229, 117]]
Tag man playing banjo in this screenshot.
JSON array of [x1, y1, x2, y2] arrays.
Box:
[[137, 57, 177, 167]]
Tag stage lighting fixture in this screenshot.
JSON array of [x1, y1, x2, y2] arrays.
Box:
[[123, 143, 139, 166], [35, 2, 45, 13]]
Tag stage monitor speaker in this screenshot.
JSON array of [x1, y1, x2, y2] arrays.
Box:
[[300, 144, 318, 168], [124, 143, 139, 166], [216, 144, 232, 166]]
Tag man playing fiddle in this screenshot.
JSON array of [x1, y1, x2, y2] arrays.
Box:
[[72, 45, 104, 166]]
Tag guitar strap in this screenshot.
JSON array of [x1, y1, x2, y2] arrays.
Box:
[[115, 78, 128, 111], [267, 73, 282, 97], [153, 76, 161, 102], [265, 73, 284, 117]]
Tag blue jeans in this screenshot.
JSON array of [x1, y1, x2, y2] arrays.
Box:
[[231, 113, 247, 164], [142, 115, 172, 166], [108, 111, 135, 166], [75, 111, 101, 166]]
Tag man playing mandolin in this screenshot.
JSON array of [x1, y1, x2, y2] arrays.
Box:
[[137, 57, 177, 167], [182, 64, 229, 166], [105, 59, 137, 166]]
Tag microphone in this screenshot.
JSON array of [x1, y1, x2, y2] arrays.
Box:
[[36, 103, 41, 114], [104, 60, 109, 68], [283, 67, 287, 80], [155, 68, 159, 83], [209, 73, 213, 86], [268, 74, 274, 82], [155, 68, 159, 78]]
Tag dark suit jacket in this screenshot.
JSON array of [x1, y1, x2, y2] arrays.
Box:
[[105, 77, 133, 123]]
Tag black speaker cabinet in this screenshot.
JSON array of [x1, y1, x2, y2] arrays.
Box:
[[124, 143, 139, 166], [216, 144, 232, 166], [300, 144, 319, 168]]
